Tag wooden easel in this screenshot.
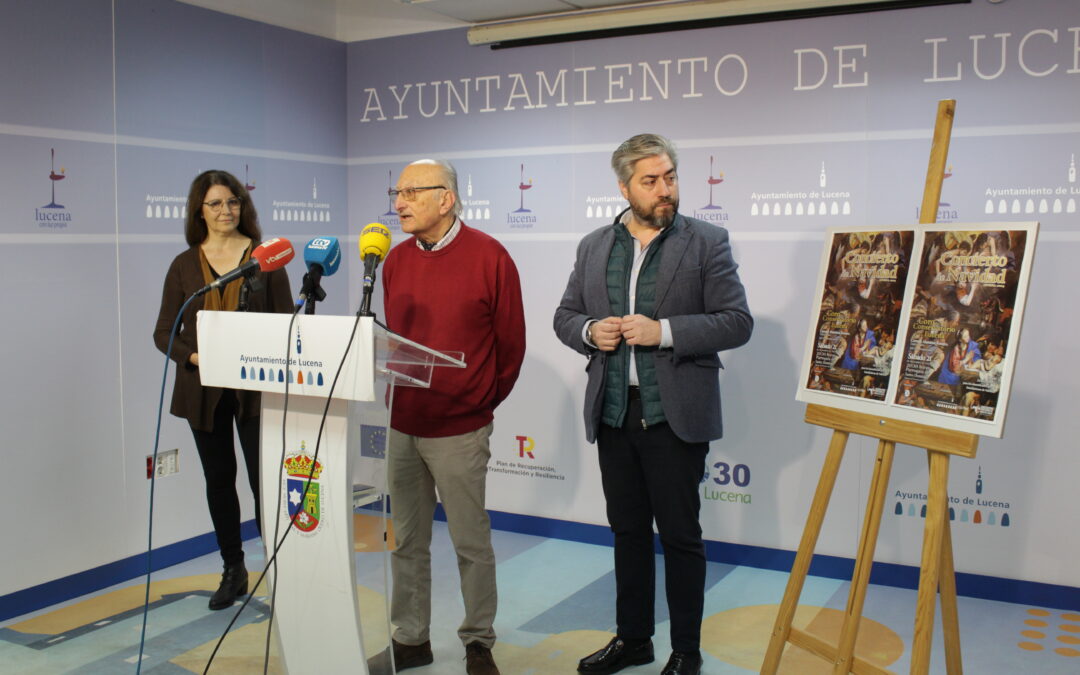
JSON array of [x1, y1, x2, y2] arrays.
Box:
[[761, 100, 978, 675]]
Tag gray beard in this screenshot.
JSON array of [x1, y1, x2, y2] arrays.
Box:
[[629, 198, 678, 229]]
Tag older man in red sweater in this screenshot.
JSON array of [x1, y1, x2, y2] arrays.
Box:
[[369, 159, 525, 675]]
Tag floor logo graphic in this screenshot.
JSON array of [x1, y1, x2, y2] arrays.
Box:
[[893, 465, 1011, 526], [36, 148, 71, 228], [984, 153, 1077, 217], [283, 445, 325, 535], [1016, 608, 1080, 658], [507, 163, 536, 228], [693, 155, 730, 223], [750, 161, 852, 218]]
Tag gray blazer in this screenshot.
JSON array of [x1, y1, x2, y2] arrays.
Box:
[[553, 211, 753, 444]]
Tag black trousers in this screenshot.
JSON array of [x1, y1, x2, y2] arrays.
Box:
[[189, 392, 261, 567], [597, 390, 708, 652]]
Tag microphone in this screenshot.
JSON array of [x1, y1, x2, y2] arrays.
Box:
[[298, 237, 341, 312], [358, 223, 391, 317], [360, 223, 391, 283], [195, 237, 295, 297]]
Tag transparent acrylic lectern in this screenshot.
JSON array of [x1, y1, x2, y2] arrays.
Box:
[[197, 311, 464, 673]]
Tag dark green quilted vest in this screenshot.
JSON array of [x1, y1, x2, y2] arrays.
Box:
[[601, 223, 669, 428]]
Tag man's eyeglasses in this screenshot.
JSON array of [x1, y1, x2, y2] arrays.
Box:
[[388, 186, 446, 202], [203, 198, 242, 212]]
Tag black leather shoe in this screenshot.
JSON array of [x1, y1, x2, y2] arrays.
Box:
[[208, 562, 249, 610], [366, 639, 434, 673], [660, 650, 702, 675], [577, 636, 654, 674], [465, 642, 500, 675]]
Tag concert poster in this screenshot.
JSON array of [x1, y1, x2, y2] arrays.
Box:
[[893, 224, 1037, 434], [797, 223, 1037, 438], [802, 229, 915, 402]]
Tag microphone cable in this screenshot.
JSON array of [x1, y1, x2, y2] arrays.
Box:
[[138, 242, 295, 673], [201, 302, 300, 669], [258, 300, 303, 675], [136, 291, 199, 674], [201, 307, 367, 674]]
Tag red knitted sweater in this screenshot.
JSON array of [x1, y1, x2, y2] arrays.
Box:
[[382, 223, 526, 437]]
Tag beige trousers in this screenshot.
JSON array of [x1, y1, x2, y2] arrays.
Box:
[[387, 424, 497, 648]]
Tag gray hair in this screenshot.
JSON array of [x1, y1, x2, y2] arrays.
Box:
[[409, 158, 462, 216], [611, 133, 679, 185]]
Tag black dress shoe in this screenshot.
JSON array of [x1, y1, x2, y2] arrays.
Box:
[[366, 639, 433, 673], [577, 636, 654, 674], [208, 562, 249, 610], [660, 650, 702, 675], [465, 642, 500, 675]]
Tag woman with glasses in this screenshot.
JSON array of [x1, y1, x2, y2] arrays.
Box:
[[153, 170, 293, 610]]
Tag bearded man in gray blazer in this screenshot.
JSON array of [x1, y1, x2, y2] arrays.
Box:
[[554, 133, 752, 675]]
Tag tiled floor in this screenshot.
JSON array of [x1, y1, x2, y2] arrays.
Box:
[[2, 520, 1077, 674]]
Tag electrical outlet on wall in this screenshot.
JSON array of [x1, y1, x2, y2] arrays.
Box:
[[146, 448, 179, 479]]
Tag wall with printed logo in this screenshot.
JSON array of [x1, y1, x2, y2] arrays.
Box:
[[2, 0, 1078, 611], [346, 0, 1080, 593], [0, 0, 347, 603]]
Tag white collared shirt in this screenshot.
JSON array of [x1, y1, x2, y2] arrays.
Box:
[[583, 214, 674, 384], [415, 216, 461, 251]]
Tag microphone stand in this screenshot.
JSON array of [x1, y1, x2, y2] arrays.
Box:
[[237, 274, 262, 312], [358, 254, 379, 318], [301, 272, 326, 315], [358, 285, 375, 318]]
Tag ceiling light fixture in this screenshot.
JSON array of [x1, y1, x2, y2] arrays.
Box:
[[467, 0, 969, 49]]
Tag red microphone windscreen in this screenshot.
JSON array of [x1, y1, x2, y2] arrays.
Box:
[[253, 237, 295, 271]]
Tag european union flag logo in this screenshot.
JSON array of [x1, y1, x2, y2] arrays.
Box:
[[361, 425, 386, 459]]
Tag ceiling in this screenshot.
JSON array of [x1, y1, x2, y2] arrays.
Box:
[[175, 0, 876, 43]]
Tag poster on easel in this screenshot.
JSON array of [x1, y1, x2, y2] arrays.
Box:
[[892, 223, 1037, 436], [802, 229, 915, 401], [797, 222, 1038, 438]]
